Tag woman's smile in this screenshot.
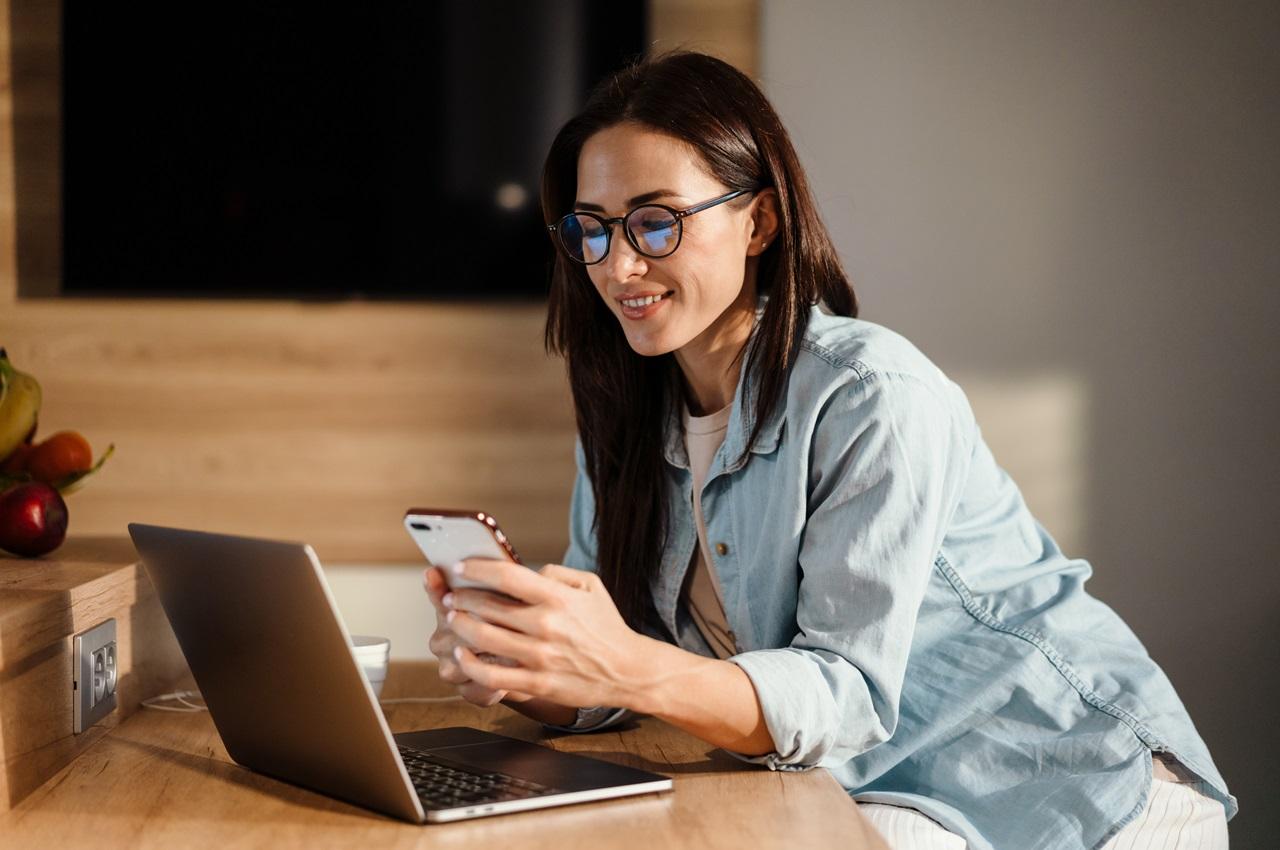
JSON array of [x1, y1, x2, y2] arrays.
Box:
[[616, 289, 674, 319]]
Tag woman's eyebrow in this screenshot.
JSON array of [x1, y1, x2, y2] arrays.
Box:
[[573, 189, 681, 212]]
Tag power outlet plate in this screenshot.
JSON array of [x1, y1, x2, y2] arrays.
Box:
[[73, 618, 118, 734]]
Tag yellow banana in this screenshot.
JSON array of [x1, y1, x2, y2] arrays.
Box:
[[0, 350, 42, 464]]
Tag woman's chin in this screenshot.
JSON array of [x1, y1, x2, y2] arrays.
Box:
[[622, 327, 680, 358]]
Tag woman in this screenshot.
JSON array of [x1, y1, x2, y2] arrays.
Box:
[[422, 52, 1235, 849]]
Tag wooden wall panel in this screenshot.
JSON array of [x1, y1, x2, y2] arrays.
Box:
[[0, 0, 18, 304], [5, 0, 60, 298], [649, 0, 759, 75], [0, 301, 578, 564]]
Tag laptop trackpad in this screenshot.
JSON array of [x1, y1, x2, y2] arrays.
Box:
[[398, 729, 660, 792]]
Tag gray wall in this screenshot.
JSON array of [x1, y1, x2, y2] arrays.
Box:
[[761, 2, 1279, 844]]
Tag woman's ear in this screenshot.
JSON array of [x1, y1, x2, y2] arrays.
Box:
[[747, 188, 781, 256]]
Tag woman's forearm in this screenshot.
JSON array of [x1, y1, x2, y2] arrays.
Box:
[[622, 635, 777, 756]]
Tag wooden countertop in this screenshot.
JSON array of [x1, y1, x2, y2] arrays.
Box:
[[0, 660, 887, 849]]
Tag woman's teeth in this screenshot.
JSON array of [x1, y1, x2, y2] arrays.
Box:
[[622, 293, 668, 308]]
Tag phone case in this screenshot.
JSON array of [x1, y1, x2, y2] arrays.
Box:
[[403, 509, 523, 591]]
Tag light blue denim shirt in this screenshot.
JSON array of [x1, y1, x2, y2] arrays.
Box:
[[554, 304, 1236, 850]]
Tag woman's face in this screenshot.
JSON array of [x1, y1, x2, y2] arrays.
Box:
[[574, 123, 771, 359]]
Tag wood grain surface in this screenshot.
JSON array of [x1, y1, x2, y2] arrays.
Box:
[[0, 299, 580, 565], [1, 660, 886, 849], [0, 536, 186, 810]]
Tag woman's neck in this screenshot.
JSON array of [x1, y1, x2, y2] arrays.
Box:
[[674, 289, 757, 416]]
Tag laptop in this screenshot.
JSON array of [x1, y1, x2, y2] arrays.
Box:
[[127, 523, 672, 823]]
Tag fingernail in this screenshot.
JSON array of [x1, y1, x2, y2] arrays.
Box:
[[441, 592, 454, 608], [445, 610, 455, 623], [453, 646, 463, 662], [448, 560, 465, 576]]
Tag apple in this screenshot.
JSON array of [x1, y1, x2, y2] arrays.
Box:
[[0, 481, 69, 557]]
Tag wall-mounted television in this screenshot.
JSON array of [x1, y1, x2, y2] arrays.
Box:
[[62, 3, 647, 299]]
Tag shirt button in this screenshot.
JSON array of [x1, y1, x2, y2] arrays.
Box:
[[715, 542, 729, 556]]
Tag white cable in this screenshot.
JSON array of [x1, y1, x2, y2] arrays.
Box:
[[141, 690, 207, 712], [175, 692, 208, 711], [141, 689, 464, 711]]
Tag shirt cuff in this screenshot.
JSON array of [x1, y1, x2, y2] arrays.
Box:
[[726, 650, 832, 770], [722, 749, 817, 771], [542, 705, 631, 733]]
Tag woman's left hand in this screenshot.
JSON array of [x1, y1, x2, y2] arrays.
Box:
[[443, 559, 651, 711]]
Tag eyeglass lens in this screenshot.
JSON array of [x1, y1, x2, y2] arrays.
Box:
[[559, 206, 679, 263]]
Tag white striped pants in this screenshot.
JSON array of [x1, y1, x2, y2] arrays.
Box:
[[859, 764, 1228, 849]]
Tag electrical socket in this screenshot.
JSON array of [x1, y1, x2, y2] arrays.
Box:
[[73, 618, 118, 734]]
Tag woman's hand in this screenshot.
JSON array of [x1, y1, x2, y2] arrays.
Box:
[[422, 566, 533, 707], [444, 559, 653, 711]]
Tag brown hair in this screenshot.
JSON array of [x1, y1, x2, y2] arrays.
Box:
[[541, 51, 857, 631]]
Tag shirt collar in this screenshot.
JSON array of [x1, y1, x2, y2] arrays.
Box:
[[661, 300, 788, 471]]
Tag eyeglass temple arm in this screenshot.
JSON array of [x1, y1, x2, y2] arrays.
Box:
[[674, 188, 753, 219]]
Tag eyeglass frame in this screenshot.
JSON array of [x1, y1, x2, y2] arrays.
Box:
[[547, 188, 756, 265]]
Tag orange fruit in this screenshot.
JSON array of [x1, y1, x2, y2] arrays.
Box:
[[26, 431, 94, 484]]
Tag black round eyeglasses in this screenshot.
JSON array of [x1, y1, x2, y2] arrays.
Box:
[[547, 189, 754, 265]]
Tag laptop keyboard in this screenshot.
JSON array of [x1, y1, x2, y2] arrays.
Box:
[[398, 745, 563, 810]]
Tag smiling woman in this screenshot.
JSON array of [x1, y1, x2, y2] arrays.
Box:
[[420, 51, 1235, 850]]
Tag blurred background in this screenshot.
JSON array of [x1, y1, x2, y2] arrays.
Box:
[[1, 1, 1275, 844]]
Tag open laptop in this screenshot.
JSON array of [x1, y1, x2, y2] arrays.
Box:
[[127, 523, 672, 823]]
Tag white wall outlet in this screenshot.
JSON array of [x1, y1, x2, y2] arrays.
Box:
[[73, 618, 118, 734]]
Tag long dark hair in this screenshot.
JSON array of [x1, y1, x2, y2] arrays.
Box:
[[541, 51, 857, 631]]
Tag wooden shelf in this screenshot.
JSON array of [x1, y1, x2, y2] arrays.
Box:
[[0, 535, 188, 810]]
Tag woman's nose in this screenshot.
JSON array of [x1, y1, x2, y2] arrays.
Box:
[[604, 229, 647, 282]]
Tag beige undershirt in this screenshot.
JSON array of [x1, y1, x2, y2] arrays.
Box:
[[682, 402, 738, 660]]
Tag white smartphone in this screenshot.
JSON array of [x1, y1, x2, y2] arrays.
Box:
[[403, 508, 526, 591]]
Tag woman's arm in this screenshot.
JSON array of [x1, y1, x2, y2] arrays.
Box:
[[502, 635, 775, 753], [443, 561, 776, 755], [626, 635, 776, 755]]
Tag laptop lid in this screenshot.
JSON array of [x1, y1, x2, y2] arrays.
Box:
[[127, 523, 425, 823]]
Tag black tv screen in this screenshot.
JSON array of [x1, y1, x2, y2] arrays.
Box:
[[62, 3, 646, 299]]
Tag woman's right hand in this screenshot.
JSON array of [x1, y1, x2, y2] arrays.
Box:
[[423, 566, 531, 707]]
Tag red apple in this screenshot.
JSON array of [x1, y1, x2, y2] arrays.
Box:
[[0, 481, 69, 557]]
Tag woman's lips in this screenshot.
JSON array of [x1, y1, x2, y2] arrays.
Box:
[[619, 291, 673, 320]]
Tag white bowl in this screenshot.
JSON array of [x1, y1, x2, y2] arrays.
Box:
[[351, 635, 390, 698]]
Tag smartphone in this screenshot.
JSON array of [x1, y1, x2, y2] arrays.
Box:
[[403, 508, 525, 591]]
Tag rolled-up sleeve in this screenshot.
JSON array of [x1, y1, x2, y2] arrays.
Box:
[[727, 371, 971, 770]]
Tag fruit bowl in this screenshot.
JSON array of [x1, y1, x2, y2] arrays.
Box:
[[0, 348, 114, 558]]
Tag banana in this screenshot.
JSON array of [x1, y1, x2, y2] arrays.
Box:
[[0, 351, 42, 464]]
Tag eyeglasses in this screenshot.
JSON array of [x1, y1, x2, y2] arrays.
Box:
[[547, 188, 753, 265]]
